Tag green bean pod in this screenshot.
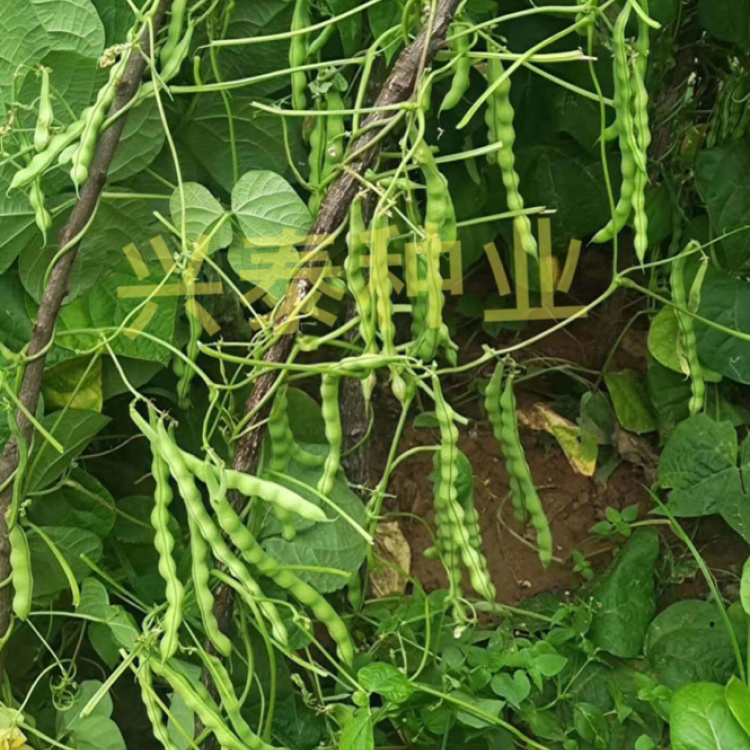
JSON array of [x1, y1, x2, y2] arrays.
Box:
[[485, 56, 537, 258], [318, 374, 341, 497], [207, 482, 355, 667], [433, 377, 495, 601], [441, 23, 472, 112], [631, 9, 651, 263], [320, 89, 346, 184], [9, 524, 33, 621], [198, 649, 262, 748], [160, 20, 195, 83], [267, 385, 298, 541], [137, 659, 180, 750], [345, 198, 377, 357], [10, 117, 86, 190], [177, 284, 201, 409], [180, 451, 326, 523], [484, 362, 526, 523], [149, 421, 288, 646], [307, 102, 326, 212], [672, 249, 706, 416], [151, 445, 184, 661], [34, 66, 53, 153], [499, 375, 553, 567], [150, 658, 284, 750], [160, 0, 188, 65], [70, 52, 130, 187], [290, 0, 310, 110], [29, 178, 52, 244]]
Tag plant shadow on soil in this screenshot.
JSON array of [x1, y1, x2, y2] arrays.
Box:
[[373, 249, 750, 606]]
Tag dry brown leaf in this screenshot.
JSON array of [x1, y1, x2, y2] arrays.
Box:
[[370, 521, 411, 598]]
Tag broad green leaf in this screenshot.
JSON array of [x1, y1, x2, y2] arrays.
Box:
[[109, 99, 166, 182], [0, 166, 38, 273], [0, 271, 33, 357], [167, 690, 195, 750], [726, 676, 750, 737], [28, 525, 102, 597], [27, 468, 115, 539], [698, 0, 750, 47], [604, 370, 657, 434], [79, 579, 138, 664], [263, 460, 367, 592], [60, 680, 126, 750], [229, 170, 312, 302], [89, 0, 134, 43], [169, 182, 232, 255], [645, 600, 745, 690], [287, 387, 326, 444], [451, 690, 504, 729], [657, 415, 739, 517], [695, 269, 750, 384], [20, 197, 164, 303], [648, 356, 691, 443], [43, 356, 103, 412], [358, 663, 414, 704], [339, 710, 374, 750], [0, 0, 104, 110], [490, 671, 530, 709], [589, 529, 659, 658], [671, 682, 750, 750], [59, 680, 113, 733], [573, 702, 609, 750], [212, 0, 295, 96], [580, 391, 615, 445], [29, 409, 110, 491], [179, 95, 303, 191]]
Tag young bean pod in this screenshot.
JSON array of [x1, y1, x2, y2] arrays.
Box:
[[484, 361, 527, 524], [499, 374, 553, 567], [318, 374, 341, 497], [9, 524, 33, 621], [207, 481, 355, 667], [29, 178, 52, 244], [672, 248, 706, 416], [160, 0, 188, 65], [441, 23, 472, 112], [151, 442, 184, 661], [137, 659, 180, 750], [70, 51, 131, 187], [320, 89, 346, 184], [290, 0, 310, 110], [34, 66, 53, 153], [267, 385, 299, 541], [485, 55, 537, 258]]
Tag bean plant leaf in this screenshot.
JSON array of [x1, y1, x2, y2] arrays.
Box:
[[670, 682, 750, 750], [644, 600, 747, 690], [698, 0, 750, 48], [588, 529, 659, 658], [726, 676, 750, 738], [339, 710, 374, 750], [108, 99, 166, 183], [29, 409, 110, 491], [263, 460, 367, 592], [28, 526, 102, 598], [604, 370, 657, 434], [169, 182, 232, 255], [43, 356, 103, 412], [358, 663, 414, 704]]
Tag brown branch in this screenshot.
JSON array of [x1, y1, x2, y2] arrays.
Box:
[[200, 0, 462, 705], [0, 0, 173, 645]]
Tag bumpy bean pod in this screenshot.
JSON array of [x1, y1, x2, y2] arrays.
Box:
[[199, 649, 261, 748], [180, 450, 326, 523], [149, 421, 288, 646], [70, 52, 130, 186], [9, 524, 33, 621], [631, 8, 651, 262], [208, 483, 355, 667], [151, 444, 184, 661], [160, 0, 188, 65], [441, 23, 471, 112], [592, 4, 641, 244], [137, 659, 180, 750], [150, 658, 284, 750], [177, 274, 201, 409], [320, 89, 346, 184], [34, 66, 53, 153], [672, 248, 706, 416], [433, 377, 495, 601], [499, 374, 553, 567], [484, 361, 526, 523], [345, 198, 376, 351], [267, 385, 299, 541], [29, 178, 52, 244], [485, 55, 537, 258], [10, 118, 86, 190], [290, 0, 310, 110], [318, 374, 341, 497], [307, 103, 326, 213]]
